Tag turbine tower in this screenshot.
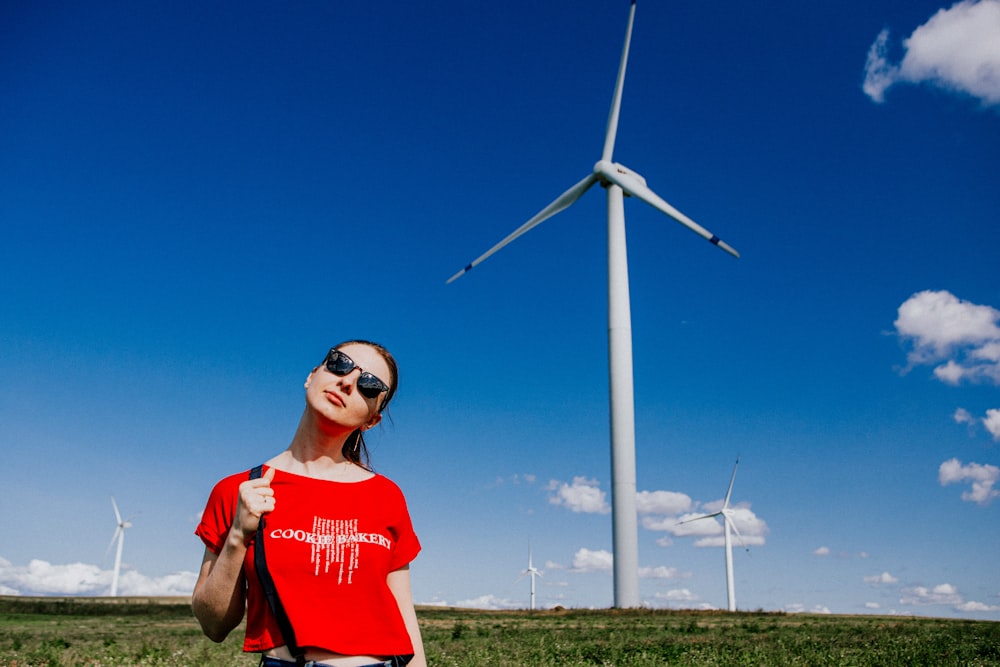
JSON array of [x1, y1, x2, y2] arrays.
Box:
[[448, 0, 739, 607], [681, 458, 747, 611], [516, 546, 543, 610], [107, 496, 132, 597]]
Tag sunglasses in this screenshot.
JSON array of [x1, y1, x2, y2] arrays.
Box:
[[323, 349, 390, 402]]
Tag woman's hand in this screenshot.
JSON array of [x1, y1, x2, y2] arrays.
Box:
[[230, 466, 277, 546]]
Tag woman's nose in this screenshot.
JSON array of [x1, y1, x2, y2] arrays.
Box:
[[337, 369, 360, 391]]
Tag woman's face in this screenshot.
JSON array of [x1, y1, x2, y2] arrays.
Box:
[[305, 343, 393, 432]]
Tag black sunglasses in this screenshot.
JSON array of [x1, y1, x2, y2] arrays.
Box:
[[323, 349, 390, 401]]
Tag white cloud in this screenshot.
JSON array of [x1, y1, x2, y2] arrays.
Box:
[[640, 515, 684, 534], [862, 29, 898, 103], [954, 407, 975, 424], [813, 546, 831, 556], [785, 603, 832, 614], [642, 492, 768, 548], [934, 360, 969, 384], [864, 571, 900, 585], [661, 513, 718, 538], [957, 600, 1000, 612], [939, 458, 1000, 505], [863, 0, 1000, 107], [548, 477, 610, 514], [638, 565, 682, 580], [0, 556, 196, 597], [569, 548, 613, 573], [984, 409, 1000, 440], [453, 594, 521, 610], [691, 508, 768, 549], [895, 290, 1000, 361], [894, 290, 1000, 385], [655, 588, 699, 602], [634, 480, 768, 549], [953, 406, 1000, 439], [635, 490, 692, 515], [900, 582, 964, 606], [658, 506, 767, 549], [898, 582, 1000, 612]]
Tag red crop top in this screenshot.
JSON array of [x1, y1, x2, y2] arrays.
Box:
[[196, 467, 421, 656]]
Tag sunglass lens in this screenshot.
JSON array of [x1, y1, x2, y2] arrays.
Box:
[[326, 350, 354, 376], [357, 373, 386, 399]]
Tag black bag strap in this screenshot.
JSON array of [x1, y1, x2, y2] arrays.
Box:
[[249, 465, 305, 667]]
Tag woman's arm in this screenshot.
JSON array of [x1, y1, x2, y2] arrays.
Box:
[[386, 565, 425, 667], [191, 544, 247, 642], [192, 467, 276, 642]]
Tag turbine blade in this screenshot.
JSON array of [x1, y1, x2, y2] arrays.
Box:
[[446, 173, 598, 283], [626, 180, 740, 258], [723, 457, 740, 508], [105, 526, 122, 557], [679, 511, 721, 525], [595, 161, 739, 258], [725, 515, 750, 553], [601, 0, 637, 162], [111, 496, 122, 525]]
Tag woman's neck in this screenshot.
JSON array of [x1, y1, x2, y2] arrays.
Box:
[[267, 408, 371, 481]]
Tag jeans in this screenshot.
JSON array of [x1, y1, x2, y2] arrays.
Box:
[[260, 655, 413, 667]]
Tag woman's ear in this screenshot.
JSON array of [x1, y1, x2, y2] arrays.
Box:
[[304, 367, 319, 389], [362, 412, 383, 432]]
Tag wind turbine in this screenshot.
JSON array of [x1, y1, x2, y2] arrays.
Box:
[[447, 1, 739, 607], [515, 546, 543, 610], [680, 458, 747, 612], [107, 496, 133, 597]]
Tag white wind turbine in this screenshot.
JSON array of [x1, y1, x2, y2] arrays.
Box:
[[447, 0, 739, 607], [681, 458, 748, 612], [107, 496, 133, 597], [515, 546, 543, 611]]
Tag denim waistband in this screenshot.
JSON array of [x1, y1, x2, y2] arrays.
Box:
[[260, 655, 413, 667]]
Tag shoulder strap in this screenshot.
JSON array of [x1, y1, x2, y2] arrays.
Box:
[[249, 466, 305, 666]]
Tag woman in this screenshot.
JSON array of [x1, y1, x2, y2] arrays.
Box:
[[193, 340, 425, 667]]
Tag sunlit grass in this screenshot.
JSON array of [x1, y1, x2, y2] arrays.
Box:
[[2, 597, 998, 666]]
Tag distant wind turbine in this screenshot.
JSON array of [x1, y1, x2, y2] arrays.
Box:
[[681, 458, 748, 612], [447, 0, 739, 607], [107, 496, 133, 597], [515, 546, 543, 611]]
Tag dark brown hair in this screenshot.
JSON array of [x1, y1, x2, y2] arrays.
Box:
[[332, 340, 398, 471]]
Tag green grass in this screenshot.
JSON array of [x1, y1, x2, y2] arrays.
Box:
[[1, 597, 998, 666]]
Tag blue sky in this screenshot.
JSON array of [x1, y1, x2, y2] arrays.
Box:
[[2, 0, 999, 620]]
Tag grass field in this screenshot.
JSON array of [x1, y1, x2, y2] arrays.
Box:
[[1, 596, 998, 666]]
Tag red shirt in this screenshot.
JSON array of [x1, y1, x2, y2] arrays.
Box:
[[196, 467, 421, 655]]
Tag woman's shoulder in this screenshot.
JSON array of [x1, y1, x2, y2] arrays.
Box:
[[369, 472, 402, 489], [366, 473, 411, 503], [207, 466, 259, 492]]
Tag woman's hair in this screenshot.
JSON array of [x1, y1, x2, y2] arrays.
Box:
[[332, 339, 398, 471]]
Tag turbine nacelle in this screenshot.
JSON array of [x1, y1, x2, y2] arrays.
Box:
[[595, 159, 648, 191]]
